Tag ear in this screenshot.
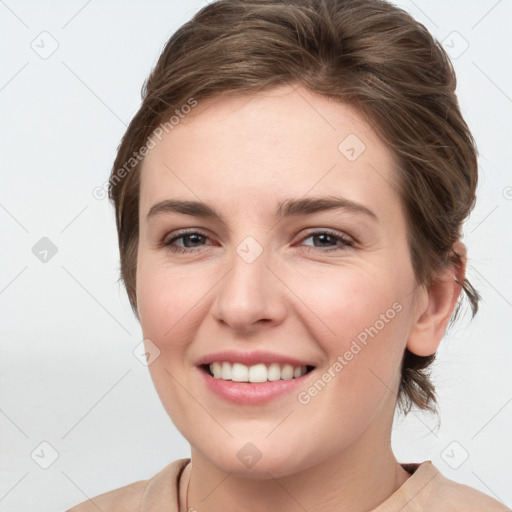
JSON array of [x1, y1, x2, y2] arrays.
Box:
[[406, 241, 466, 357]]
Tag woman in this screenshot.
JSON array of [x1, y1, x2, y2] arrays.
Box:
[[69, 0, 508, 510]]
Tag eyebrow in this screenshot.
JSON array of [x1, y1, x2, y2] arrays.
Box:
[[146, 195, 377, 222]]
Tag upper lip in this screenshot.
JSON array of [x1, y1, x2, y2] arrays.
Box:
[[196, 350, 315, 368]]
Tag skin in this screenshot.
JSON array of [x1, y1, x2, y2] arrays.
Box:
[[136, 83, 465, 512]]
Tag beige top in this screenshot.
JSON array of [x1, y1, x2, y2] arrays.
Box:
[[67, 458, 510, 511]]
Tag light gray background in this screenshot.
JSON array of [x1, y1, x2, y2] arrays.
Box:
[[1, 1, 511, 511]]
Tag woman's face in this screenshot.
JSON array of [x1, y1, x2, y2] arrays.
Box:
[[136, 84, 425, 477]]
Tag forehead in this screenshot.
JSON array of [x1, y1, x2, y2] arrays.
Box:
[[139, 84, 400, 219]]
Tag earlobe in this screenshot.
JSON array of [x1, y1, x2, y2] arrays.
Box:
[[406, 241, 467, 357]]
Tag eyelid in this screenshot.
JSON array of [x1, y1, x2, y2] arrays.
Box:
[[162, 227, 210, 245], [297, 229, 355, 252], [162, 227, 356, 254], [297, 227, 355, 244]]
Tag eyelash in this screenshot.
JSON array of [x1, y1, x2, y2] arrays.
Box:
[[162, 229, 354, 254]]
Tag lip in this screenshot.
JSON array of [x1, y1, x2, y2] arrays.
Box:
[[197, 365, 315, 405], [195, 349, 315, 367]]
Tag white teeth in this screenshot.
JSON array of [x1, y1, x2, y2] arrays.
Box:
[[221, 361, 232, 380], [281, 364, 294, 380], [208, 362, 309, 382], [248, 363, 267, 383], [211, 362, 222, 378], [267, 363, 281, 381], [232, 363, 249, 382]]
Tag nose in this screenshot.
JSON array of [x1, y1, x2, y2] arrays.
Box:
[[210, 240, 287, 334]]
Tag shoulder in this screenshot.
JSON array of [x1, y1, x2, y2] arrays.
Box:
[[433, 467, 509, 511], [401, 461, 510, 511], [66, 479, 148, 512], [66, 458, 190, 512]]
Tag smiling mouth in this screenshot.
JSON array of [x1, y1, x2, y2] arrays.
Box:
[[201, 362, 315, 383]]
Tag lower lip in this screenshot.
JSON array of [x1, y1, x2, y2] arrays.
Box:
[[198, 366, 314, 405]]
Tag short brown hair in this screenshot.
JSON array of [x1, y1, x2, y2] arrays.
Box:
[[109, 0, 480, 414]]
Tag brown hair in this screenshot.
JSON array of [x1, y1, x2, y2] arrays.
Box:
[[108, 0, 480, 414]]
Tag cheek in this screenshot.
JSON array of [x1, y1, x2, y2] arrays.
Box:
[[292, 260, 410, 340], [135, 259, 207, 427], [290, 262, 411, 392], [294, 272, 410, 433], [136, 257, 206, 347]]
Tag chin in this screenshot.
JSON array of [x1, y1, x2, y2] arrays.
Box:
[[195, 440, 321, 480]]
